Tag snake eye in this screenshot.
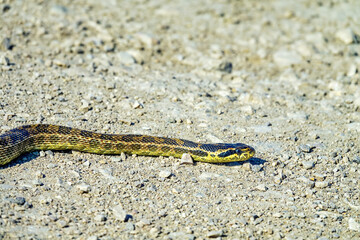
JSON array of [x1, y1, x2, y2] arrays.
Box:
[[235, 149, 241, 154]]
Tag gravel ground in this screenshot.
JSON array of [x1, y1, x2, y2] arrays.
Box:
[[1, 0, 360, 239]]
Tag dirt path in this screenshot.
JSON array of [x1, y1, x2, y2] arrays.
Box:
[[0, 0, 359, 239]]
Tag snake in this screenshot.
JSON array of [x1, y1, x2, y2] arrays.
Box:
[[0, 124, 255, 166]]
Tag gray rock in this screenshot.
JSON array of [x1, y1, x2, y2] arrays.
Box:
[[11, 197, 26, 205], [348, 218, 360, 232], [251, 165, 263, 172], [218, 61, 232, 73], [299, 144, 311, 153], [302, 160, 315, 169], [297, 176, 315, 188], [352, 156, 360, 164]]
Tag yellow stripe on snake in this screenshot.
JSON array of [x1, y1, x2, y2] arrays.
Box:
[[0, 124, 255, 166]]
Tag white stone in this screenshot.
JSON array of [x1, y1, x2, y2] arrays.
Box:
[[159, 170, 172, 178], [349, 218, 360, 232], [117, 51, 136, 65], [273, 50, 302, 68], [135, 32, 157, 49], [112, 205, 128, 222], [199, 172, 220, 180], [255, 184, 268, 192], [207, 230, 223, 238], [315, 181, 329, 189], [336, 28, 355, 44], [76, 183, 91, 193], [180, 153, 194, 165], [294, 41, 313, 57], [302, 160, 315, 170]]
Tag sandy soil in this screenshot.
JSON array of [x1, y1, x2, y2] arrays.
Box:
[[0, 0, 360, 239]]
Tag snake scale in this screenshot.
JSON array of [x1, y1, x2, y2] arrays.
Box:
[[0, 124, 255, 166]]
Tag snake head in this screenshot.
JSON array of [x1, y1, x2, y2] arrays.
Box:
[[215, 143, 255, 162], [234, 145, 255, 161]]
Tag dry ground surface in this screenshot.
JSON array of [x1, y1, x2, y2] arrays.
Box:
[[0, 0, 360, 239]]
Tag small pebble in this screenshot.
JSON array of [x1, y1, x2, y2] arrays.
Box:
[[207, 230, 223, 238], [13, 197, 26, 205], [315, 181, 329, 189], [149, 227, 160, 238], [294, 41, 313, 57], [352, 156, 360, 164], [348, 218, 360, 232], [35, 171, 45, 179], [240, 105, 255, 115], [32, 179, 43, 186], [298, 212, 306, 218], [83, 160, 91, 167], [302, 160, 315, 169], [347, 64, 357, 77], [132, 100, 143, 109], [255, 184, 268, 192], [274, 176, 282, 184], [2, 37, 12, 50], [297, 176, 315, 188], [136, 218, 151, 227], [45, 150, 54, 157], [167, 232, 195, 240], [199, 172, 220, 180], [311, 173, 326, 181], [0, 55, 10, 66], [47, 163, 57, 168], [94, 214, 107, 222], [87, 236, 98, 240], [299, 144, 311, 153], [117, 51, 136, 65], [135, 32, 157, 49], [112, 205, 129, 222], [218, 61, 232, 73], [251, 165, 263, 172], [77, 183, 91, 193], [159, 170, 172, 178], [125, 222, 135, 231], [243, 162, 252, 171], [53, 59, 68, 67], [335, 28, 356, 44], [180, 153, 194, 164], [57, 220, 69, 228], [273, 50, 302, 67], [186, 119, 193, 124]]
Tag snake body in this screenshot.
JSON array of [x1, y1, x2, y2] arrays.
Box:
[[0, 124, 255, 166]]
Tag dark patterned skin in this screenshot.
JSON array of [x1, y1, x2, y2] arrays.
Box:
[[0, 124, 255, 166]]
